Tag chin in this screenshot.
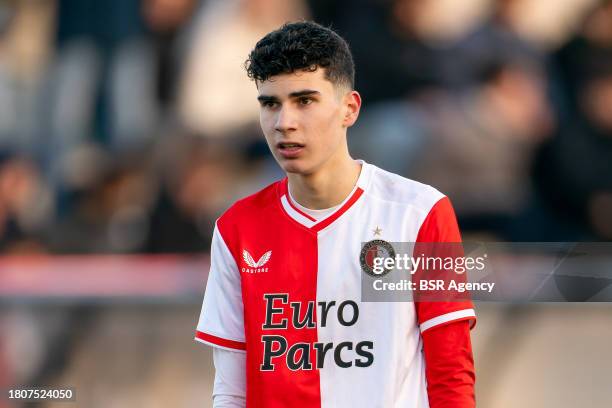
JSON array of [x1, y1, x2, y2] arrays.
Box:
[[278, 159, 313, 175]]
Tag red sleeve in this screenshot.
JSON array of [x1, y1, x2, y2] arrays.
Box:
[[414, 196, 476, 406], [414, 196, 476, 331], [422, 320, 475, 408]]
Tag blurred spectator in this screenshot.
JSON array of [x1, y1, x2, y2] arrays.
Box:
[[409, 58, 554, 239], [446, 0, 545, 88], [49, 146, 157, 253], [534, 0, 612, 240], [178, 0, 308, 137], [0, 155, 52, 253], [141, 0, 197, 110], [550, 0, 612, 115], [349, 98, 428, 176], [0, 0, 54, 154], [146, 136, 242, 253], [310, 0, 454, 105], [44, 0, 196, 157], [50, 0, 151, 148]]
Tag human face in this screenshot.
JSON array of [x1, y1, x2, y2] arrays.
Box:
[[257, 68, 361, 175]]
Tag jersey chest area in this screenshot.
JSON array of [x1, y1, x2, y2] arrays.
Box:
[[236, 201, 418, 303], [234, 203, 421, 365]]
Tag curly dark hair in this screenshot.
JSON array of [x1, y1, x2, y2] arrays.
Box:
[[245, 21, 355, 89]]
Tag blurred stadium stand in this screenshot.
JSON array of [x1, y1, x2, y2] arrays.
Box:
[[0, 0, 611, 406]]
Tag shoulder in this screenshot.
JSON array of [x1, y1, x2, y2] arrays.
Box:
[[216, 179, 283, 229], [366, 163, 446, 213], [365, 163, 460, 241]]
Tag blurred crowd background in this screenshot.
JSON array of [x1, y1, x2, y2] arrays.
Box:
[[0, 0, 611, 254], [0, 0, 611, 407]]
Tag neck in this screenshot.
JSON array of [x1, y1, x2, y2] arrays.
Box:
[[287, 153, 361, 210]]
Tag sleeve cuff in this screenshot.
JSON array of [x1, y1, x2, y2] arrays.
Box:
[[419, 309, 476, 334], [195, 330, 246, 352]]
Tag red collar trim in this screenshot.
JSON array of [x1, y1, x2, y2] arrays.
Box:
[[279, 178, 364, 232]]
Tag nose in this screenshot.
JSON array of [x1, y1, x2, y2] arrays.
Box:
[[274, 106, 297, 133]]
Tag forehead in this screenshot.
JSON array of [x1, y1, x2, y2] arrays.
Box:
[[256, 68, 335, 96]]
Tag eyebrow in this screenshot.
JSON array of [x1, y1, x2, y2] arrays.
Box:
[[257, 89, 321, 102], [289, 89, 320, 98]]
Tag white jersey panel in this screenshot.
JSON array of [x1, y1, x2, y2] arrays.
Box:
[[316, 164, 444, 408]]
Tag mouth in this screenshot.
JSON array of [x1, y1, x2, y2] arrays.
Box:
[[276, 142, 305, 158]]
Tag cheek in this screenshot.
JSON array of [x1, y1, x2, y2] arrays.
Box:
[[315, 106, 343, 137], [308, 102, 336, 126]]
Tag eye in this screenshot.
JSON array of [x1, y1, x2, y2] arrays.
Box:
[[259, 99, 279, 109], [298, 97, 313, 106], [261, 100, 279, 109]]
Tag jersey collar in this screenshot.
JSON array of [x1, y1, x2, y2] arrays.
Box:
[[278, 161, 371, 232]]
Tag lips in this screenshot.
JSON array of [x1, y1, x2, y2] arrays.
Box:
[[277, 142, 305, 159]]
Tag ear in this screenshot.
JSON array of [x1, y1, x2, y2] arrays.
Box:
[[342, 90, 362, 128]]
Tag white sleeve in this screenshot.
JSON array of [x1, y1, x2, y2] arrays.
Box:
[[195, 223, 246, 351], [213, 396, 246, 408], [212, 348, 246, 407]]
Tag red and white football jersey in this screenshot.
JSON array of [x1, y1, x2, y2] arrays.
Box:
[[195, 161, 476, 407]]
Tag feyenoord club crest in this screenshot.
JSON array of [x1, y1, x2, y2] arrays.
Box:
[[360, 239, 396, 277]]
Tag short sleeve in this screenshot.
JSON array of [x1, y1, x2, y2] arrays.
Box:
[[195, 223, 246, 351], [414, 196, 477, 334]]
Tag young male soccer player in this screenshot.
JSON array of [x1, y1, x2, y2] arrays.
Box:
[[195, 21, 476, 407]]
